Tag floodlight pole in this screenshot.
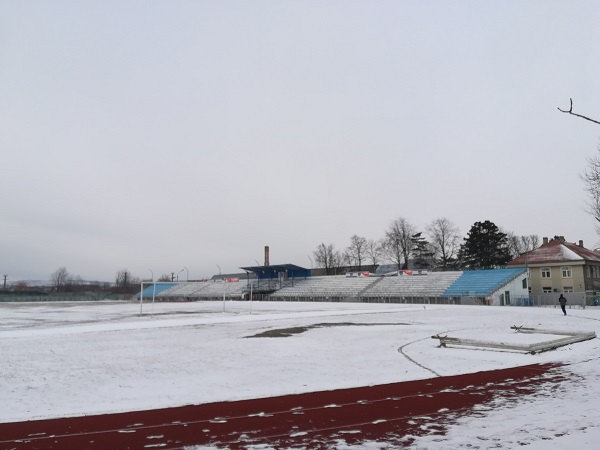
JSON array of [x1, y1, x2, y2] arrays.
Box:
[[185, 267, 189, 282], [150, 269, 156, 318]]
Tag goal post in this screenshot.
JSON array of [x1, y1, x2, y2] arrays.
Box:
[[137, 278, 252, 316], [138, 281, 183, 316]]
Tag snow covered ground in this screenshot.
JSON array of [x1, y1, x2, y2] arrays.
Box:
[[1, 300, 600, 449]]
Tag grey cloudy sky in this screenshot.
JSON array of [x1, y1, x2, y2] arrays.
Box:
[[2, 1, 600, 282]]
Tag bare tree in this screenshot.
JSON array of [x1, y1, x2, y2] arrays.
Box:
[[115, 269, 138, 288], [558, 101, 600, 239], [506, 232, 523, 259], [526, 234, 540, 250], [581, 144, 600, 236], [314, 243, 329, 272], [505, 232, 540, 259], [426, 217, 461, 270], [313, 243, 348, 275], [314, 243, 336, 275], [50, 266, 70, 292], [383, 217, 417, 270], [13, 281, 29, 292], [70, 274, 84, 287], [347, 235, 368, 271], [365, 238, 384, 268], [114, 269, 140, 294], [520, 234, 539, 252], [341, 250, 354, 270], [330, 248, 347, 275], [558, 98, 600, 125]]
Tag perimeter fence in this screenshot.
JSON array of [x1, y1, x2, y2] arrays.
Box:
[[511, 292, 600, 308], [0, 293, 126, 302]]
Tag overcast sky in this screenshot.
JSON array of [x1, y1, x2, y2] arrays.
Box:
[[2, 1, 600, 283]]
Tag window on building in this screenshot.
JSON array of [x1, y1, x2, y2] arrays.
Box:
[[595, 266, 600, 278], [541, 267, 551, 278], [587, 266, 592, 278], [522, 278, 527, 289], [542, 287, 552, 293], [561, 266, 572, 278], [563, 287, 573, 293]]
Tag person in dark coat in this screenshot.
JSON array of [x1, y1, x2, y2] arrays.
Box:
[[558, 294, 567, 315]]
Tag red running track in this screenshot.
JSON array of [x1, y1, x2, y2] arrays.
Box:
[[0, 363, 565, 450]]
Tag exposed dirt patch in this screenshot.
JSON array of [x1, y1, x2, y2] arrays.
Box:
[[246, 322, 411, 338]]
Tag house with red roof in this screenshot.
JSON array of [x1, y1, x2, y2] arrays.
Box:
[[507, 236, 600, 298]]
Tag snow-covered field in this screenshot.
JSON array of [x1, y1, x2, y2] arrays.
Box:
[[1, 300, 600, 449]]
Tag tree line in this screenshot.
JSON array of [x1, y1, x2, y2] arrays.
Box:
[[13, 218, 539, 293], [46, 267, 174, 294], [313, 218, 539, 275]]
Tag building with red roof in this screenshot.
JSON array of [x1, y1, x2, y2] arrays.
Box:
[[507, 236, 600, 296]]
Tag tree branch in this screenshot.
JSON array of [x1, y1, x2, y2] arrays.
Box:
[[558, 98, 600, 125]]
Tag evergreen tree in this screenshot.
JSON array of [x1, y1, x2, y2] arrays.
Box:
[[459, 220, 511, 269], [411, 232, 435, 269]]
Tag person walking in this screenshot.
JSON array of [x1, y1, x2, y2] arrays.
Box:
[[558, 294, 567, 315]]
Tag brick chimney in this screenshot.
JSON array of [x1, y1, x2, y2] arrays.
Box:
[[579, 240, 584, 247], [264, 246, 270, 267], [543, 237, 548, 244]]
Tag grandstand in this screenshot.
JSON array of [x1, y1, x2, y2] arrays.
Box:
[[361, 272, 463, 303], [442, 268, 525, 297], [270, 275, 378, 301], [136, 267, 528, 306], [441, 268, 527, 305]]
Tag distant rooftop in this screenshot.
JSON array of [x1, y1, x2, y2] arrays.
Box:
[[508, 236, 600, 265]]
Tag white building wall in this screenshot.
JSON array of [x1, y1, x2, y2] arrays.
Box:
[[489, 274, 529, 306]]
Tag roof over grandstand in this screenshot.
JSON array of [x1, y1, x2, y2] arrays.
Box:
[[508, 237, 600, 265], [240, 264, 311, 279]]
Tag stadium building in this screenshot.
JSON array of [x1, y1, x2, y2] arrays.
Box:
[[138, 260, 528, 306]]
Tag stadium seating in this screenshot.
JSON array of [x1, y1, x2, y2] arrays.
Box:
[[134, 268, 527, 304], [150, 280, 259, 300], [270, 276, 379, 300], [442, 268, 526, 297], [159, 282, 212, 297], [135, 283, 177, 298], [362, 272, 462, 299]]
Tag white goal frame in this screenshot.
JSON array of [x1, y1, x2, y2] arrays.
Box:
[[138, 281, 188, 316], [138, 280, 246, 315]]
